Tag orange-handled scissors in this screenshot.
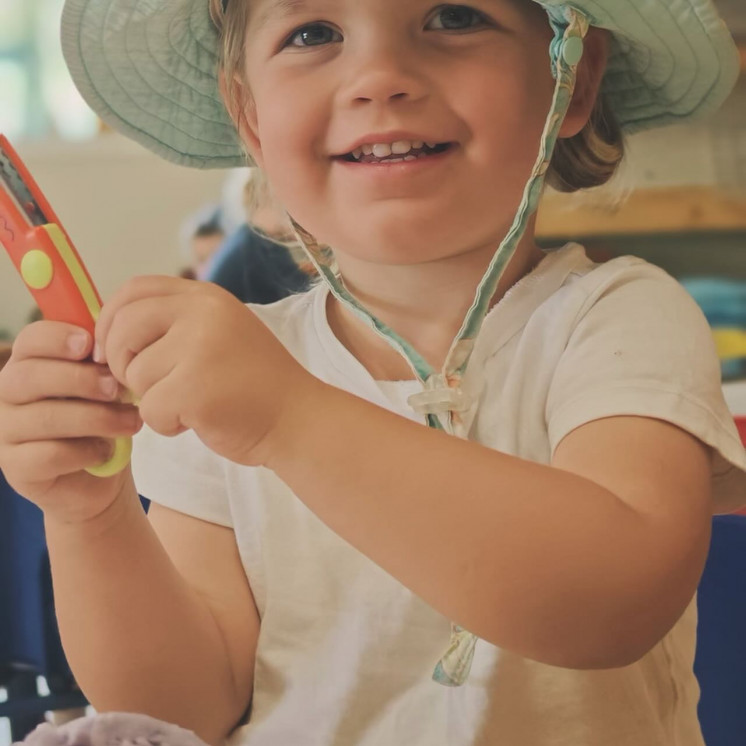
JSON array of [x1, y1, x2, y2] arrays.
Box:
[[0, 134, 131, 477]]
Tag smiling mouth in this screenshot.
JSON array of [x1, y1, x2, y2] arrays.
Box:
[[338, 142, 454, 164]]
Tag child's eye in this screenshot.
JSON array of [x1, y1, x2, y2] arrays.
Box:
[[426, 5, 491, 32], [283, 23, 342, 49]]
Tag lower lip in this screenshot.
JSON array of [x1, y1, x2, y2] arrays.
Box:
[[334, 145, 457, 175]]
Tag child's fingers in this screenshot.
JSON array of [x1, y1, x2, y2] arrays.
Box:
[[137, 379, 188, 438], [11, 321, 94, 363], [95, 275, 193, 364], [5, 437, 117, 483], [3, 399, 142, 445], [0, 359, 123, 406], [102, 295, 180, 385], [122, 336, 176, 401]]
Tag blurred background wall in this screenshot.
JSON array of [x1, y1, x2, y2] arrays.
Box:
[[0, 135, 226, 337]]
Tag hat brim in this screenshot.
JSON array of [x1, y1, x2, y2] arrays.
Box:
[[538, 0, 740, 134], [62, 0, 247, 169], [61, 0, 740, 170]]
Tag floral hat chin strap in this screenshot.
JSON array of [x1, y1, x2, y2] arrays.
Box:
[[289, 7, 590, 686]]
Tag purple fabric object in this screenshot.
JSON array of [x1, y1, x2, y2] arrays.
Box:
[[16, 714, 209, 746]]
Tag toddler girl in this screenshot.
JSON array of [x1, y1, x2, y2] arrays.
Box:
[[1, 0, 745, 744]]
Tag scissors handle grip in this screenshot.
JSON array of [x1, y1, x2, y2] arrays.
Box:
[[4, 221, 132, 477], [19, 223, 101, 332]]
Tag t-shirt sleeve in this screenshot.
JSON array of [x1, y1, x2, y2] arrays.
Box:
[[546, 261, 746, 514], [131, 424, 234, 527]]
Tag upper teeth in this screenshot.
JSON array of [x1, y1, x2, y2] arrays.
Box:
[[352, 140, 437, 159]]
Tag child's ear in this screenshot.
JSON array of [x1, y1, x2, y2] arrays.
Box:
[[217, 70, 266, 169], [559, 27, 609, 139]]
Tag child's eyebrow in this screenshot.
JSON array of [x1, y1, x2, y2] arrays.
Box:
[[251, 0, 316, 32]]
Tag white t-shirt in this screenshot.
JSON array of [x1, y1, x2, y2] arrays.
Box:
[[133, 244, 746, 746]]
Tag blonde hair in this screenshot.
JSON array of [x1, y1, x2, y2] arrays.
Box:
[[208, 0, 624, 194], [547, 93, 625, 193], [242, 167, 273, 218], [209, 0, 254, 163]]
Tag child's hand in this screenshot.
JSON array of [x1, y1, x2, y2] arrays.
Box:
[[95, 276, 319, 467], [0, 321, 143, 523]]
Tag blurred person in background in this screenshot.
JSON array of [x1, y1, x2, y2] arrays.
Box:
[[205, 169, 313, 304], [178, 203, 226, 281]]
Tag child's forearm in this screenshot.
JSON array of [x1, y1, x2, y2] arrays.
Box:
[[267, 382, 706, 669], [44, 477, 246, 745]]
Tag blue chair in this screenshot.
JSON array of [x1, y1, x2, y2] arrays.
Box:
[[694, 514, 746, 746], [0, 467, 150, 742], [0, 470, 88, 741]]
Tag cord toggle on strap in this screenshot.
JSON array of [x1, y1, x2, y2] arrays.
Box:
[[407, 374, 473, 416]]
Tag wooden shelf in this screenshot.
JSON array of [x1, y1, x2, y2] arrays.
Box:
[[536, 185, 746, 239]]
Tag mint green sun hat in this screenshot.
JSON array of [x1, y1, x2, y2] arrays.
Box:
[[60, 0, 740, 170]]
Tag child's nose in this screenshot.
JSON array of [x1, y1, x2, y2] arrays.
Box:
[[341, 42, 429, 107]]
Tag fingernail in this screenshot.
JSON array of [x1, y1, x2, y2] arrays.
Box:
[[100, 376, 119, 399], [93, 342, 105, 364], [68, 334, 89, 357]]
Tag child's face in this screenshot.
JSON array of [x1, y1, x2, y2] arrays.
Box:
[[239, 0, 558, 267]]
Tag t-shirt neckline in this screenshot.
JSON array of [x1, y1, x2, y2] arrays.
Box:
[[311, 242, 589, 390]]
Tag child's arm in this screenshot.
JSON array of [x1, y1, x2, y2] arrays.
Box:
[[264, 388, 711, 670], [46, 485, 259, 746], [0, 319, 257, 746], [92, 275, 715, 671]]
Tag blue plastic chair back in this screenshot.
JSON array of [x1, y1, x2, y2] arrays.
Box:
[[695, 514, 746, 746], [0, 470, 67, 679]]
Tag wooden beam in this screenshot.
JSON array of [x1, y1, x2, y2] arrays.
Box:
[[536, 186, 746, 239]]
